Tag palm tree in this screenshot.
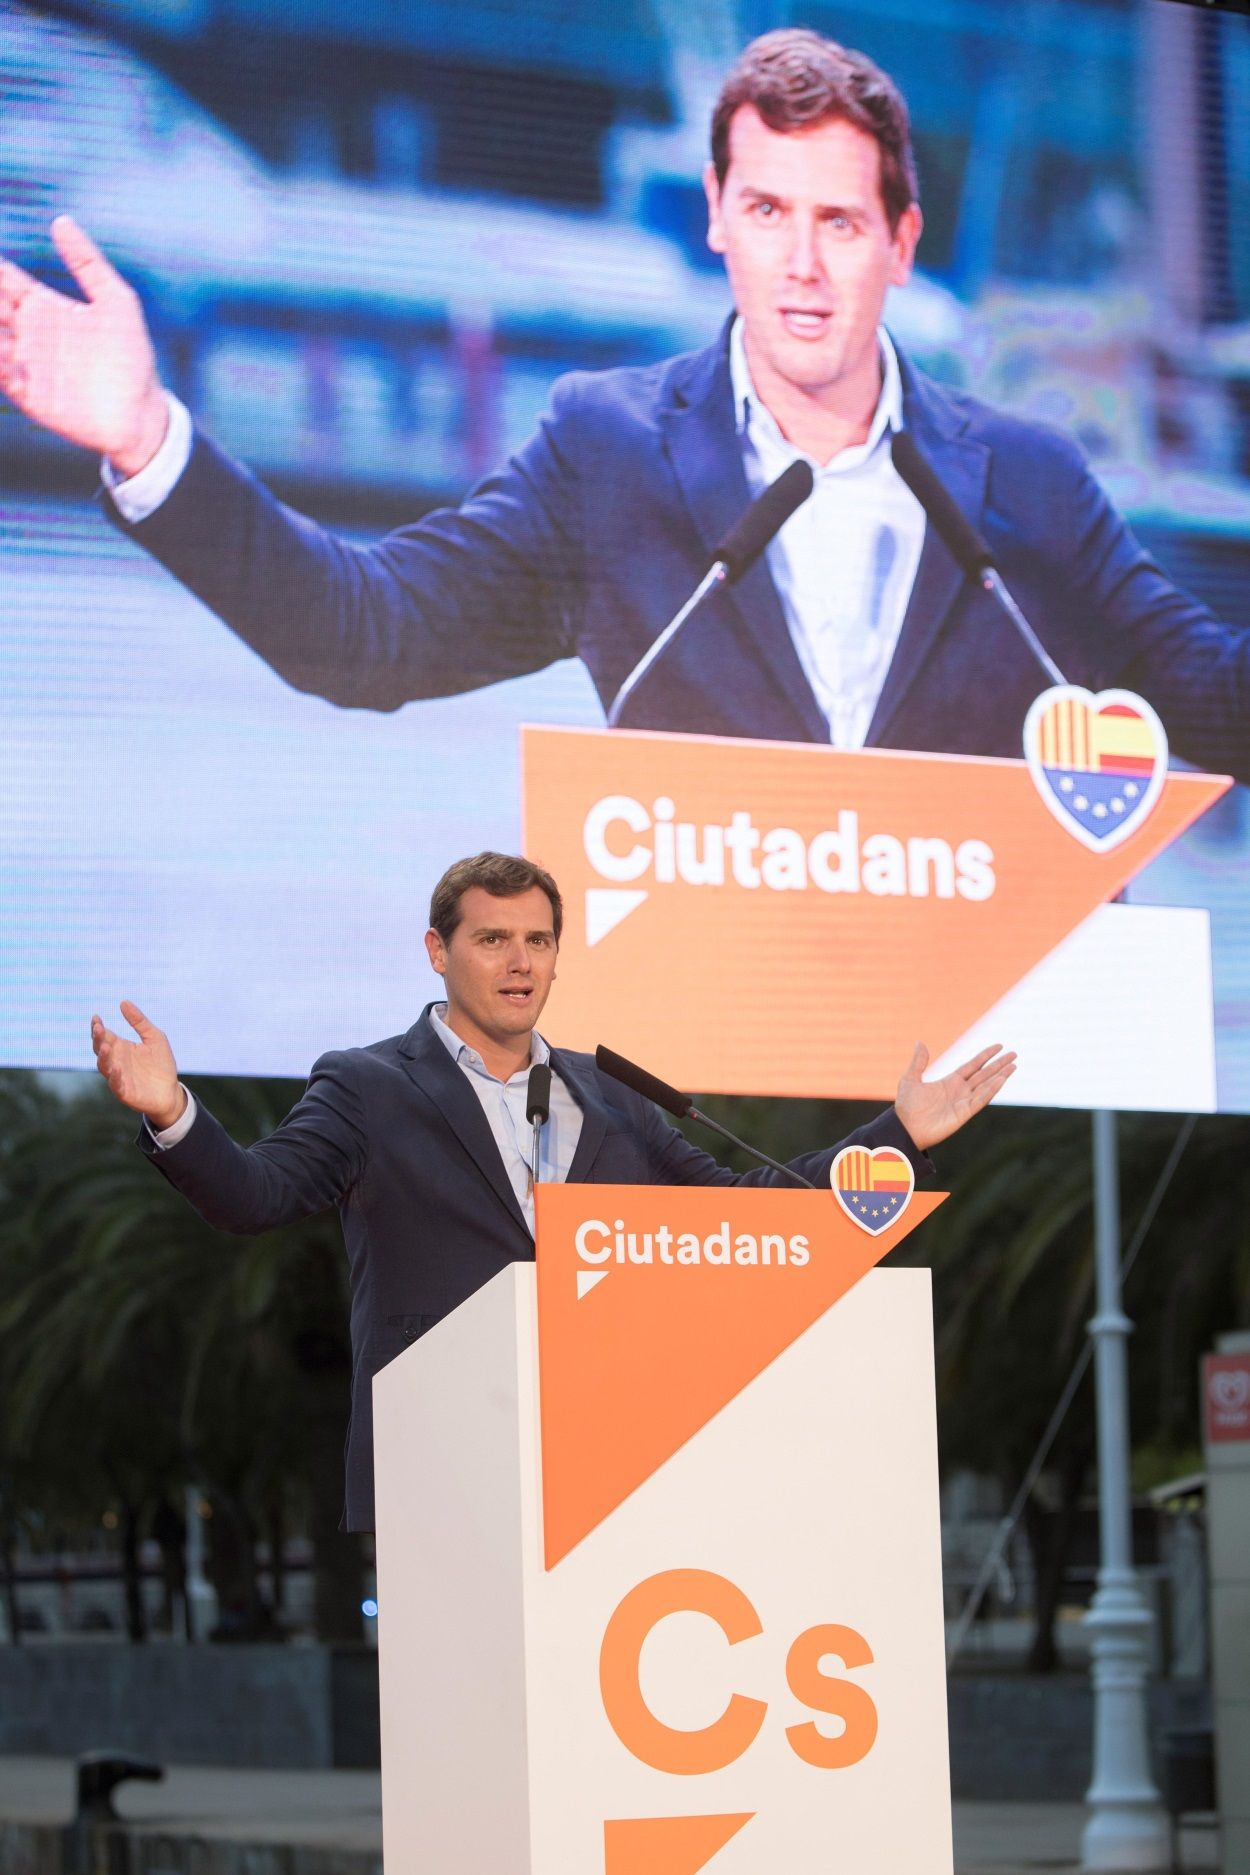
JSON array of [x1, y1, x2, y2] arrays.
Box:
[[690, 1090, 1250, 1666], [0, 1071, 364, 1642]]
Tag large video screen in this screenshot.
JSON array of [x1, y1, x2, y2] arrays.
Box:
[[1, 0, 1248, 1109]]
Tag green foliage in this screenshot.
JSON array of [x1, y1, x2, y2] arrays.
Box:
[[0, 1068, 358, 1638], [6, 1060, 1248, 1647], [690, 1091, 1250, 1470]]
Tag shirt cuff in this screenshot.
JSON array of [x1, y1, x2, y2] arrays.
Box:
[[101, 391, 194, 523], [146, 1087, 197, 1148]]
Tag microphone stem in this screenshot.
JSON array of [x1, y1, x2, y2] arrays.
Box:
[[687, 1106, 816, 1190], [981, 568, 1068, 689], [606, 563, 727, 727], [531, 1115, 544, 1191]]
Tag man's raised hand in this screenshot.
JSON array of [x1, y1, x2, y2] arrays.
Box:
[[0, 216, 168, 475], [894, 1040, 1016, 1153], [90, 1001, 186, 1131]]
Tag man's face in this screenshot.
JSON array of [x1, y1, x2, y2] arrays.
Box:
[[704, 105, 922, 406], [425, 885, 558, 1050]]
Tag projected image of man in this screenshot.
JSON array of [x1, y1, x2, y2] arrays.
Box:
[[1, 30, 1246, 773]]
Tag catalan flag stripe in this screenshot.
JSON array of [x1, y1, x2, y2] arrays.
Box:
[[837, 1152, 910, 1192]]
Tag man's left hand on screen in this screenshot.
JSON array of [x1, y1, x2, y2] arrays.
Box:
[[895, 1042, 1016, 1152]]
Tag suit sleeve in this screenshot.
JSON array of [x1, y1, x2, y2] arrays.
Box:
[[639, 1101, 933, 1189], [1059, 444, 1250, 780], [102, 380, 588, 712], [137, 1051, 369, 1233]]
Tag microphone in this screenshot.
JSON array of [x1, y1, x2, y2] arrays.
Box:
[[606, 460, 815, 727], [595, 1044, 816, 1190], [526, 1062, 552, 1190], [890, 428, 1068, 688], [715, 458, 816, 578]]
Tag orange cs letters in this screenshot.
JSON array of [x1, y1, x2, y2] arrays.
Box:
[[784, 1623, 879, 1768], [599, 1569, 767, 1774], [600, 1570, 879, 1774]]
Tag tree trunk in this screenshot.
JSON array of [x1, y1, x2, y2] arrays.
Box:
[[0, 1497, 21, 1647], [266, 1495, 287, 1623], [204, 1485, 268, 1638], [119, 1501, 148, 1643], [305, 1369, 363, 1643], [289, 1302, 364, 1646], [1024, 1450, 1088, 1672], [152, 1496, 190, 1641]]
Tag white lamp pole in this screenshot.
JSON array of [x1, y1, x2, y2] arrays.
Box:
[[1080, 1110, 1169, 1871]]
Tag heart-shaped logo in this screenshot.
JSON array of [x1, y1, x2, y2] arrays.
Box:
[[1023, 686, 1168, 853], [1211, 1370, 1250, 1413], [831, 1145, 915, 1236]]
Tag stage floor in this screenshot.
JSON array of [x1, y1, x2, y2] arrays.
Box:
[[0, 1754, 1219, 1872]]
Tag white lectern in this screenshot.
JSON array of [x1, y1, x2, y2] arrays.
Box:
[[374, 1181, 952, 1874]]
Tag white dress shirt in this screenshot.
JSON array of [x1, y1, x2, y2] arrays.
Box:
[[730, 319, 926, 749], [427, 1003, 582, 1235], [147, 1004, 584, 1239], [107, 329, 928, 746]]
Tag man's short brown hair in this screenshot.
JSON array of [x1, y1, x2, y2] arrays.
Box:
[[428, 852, 563, 946], [711, 29, 918, 231]]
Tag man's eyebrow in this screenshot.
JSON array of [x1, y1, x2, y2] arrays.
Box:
[[469, 925, 554, 939]]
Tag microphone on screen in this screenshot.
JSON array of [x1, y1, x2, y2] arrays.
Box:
[[714, 458, 816, 579], [527, 1062, 552, 1190], [594, 1044, 816, 1190], [890, 428, 1068, 688], [606, 459, 815, 727]]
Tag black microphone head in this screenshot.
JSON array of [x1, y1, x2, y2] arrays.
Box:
[[714, 459, 814, 582], [526, 1062, 552, 1124], [595, 1044, 692, 1120], [890, 428, 994, 577]]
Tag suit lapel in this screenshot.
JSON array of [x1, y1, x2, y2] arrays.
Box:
[[657, 335, 830, 744], [398, 1010, 528, 1232], [550, 1049, 609, 1183], [866, 363, 991, 746]]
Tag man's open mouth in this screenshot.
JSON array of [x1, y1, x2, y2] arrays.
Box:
[[780, 309, 833, 337]]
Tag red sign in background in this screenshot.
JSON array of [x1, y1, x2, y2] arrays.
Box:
[[1203, 1353, 1250, 1445]]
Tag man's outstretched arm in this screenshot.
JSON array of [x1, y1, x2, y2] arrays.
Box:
[[91, 1002, 367, 1232], [3, 219, 582, 711], [643, 1041, 1017, 1188]]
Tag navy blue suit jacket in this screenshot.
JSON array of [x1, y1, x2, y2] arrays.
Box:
[[140, 1006, 929, 1531], [109, 326, 1249, 778]]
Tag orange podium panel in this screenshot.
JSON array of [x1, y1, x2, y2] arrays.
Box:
[[520, 725, 1229, 1106], [375, 1180, 953, 1872]]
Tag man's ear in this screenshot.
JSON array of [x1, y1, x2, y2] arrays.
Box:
[[424, 927, 447, 978], [704, 160, 727, 257], [889, 201, 924, 288]]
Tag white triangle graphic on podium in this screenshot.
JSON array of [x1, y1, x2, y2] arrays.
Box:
[[576, 1270, 609, 1301], [585, 888, 647, 947]]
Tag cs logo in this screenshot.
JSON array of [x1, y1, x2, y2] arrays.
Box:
[[599, 1569, 878, 1774]]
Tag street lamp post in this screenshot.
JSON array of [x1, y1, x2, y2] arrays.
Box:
[[1080, 1110, 1169, 1872]]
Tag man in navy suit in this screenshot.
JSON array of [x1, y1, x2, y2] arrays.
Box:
[[2, 32, 1246, 776], [90, 851, 1015, 1530]]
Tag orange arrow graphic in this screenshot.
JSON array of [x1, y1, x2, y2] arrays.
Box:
[[537, 1184, 942, 1566], [604, 1812, 754, 1873], [522, 726, 1230, 1100]]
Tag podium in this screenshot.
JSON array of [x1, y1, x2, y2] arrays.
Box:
[[520, 724, 1227, 1113], [374, 1181, 953, 1873]]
